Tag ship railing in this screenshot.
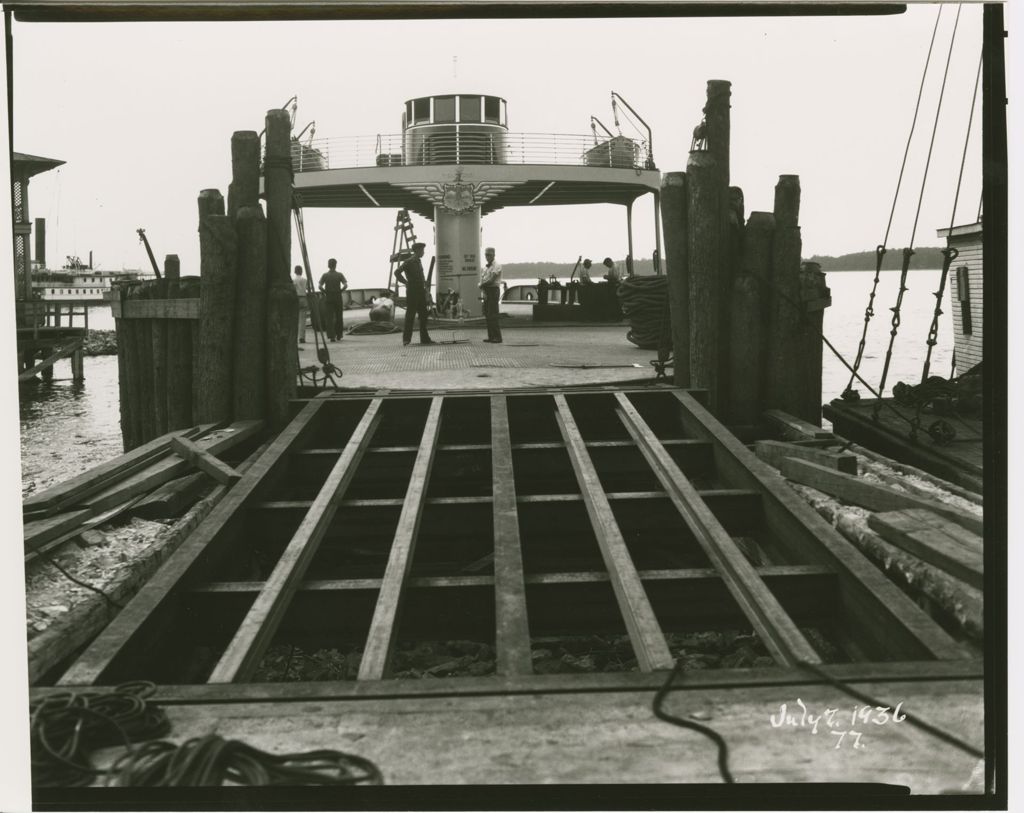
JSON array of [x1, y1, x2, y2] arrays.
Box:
[[288, 132, 654, 172]]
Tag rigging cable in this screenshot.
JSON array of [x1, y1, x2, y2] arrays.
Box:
[[842, 6, 944, 400], [920, 45, 982, 385], [873, 3, 963, 422]]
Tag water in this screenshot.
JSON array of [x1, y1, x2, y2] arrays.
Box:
[[17, 272, 955, 494]]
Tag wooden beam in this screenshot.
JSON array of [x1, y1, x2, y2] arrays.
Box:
[[779, 458, 983, 536], [31, 657, 985, 707], [188, 565, 835, 596], [358, 396, 444, 680], [553, 394, 673, 672], [170, 436, 242, 486], [763, 409, 834, 441], [754, 440, 858, 475], [23, 509, 93, 553], [18, 339, 82, 382], [110, 298, 200, 320], [57, 398, 327, 686], [80, 421, 261, 515], [669, 389, 967, 661], [868, 510, 983, 590], [491, 395, 532, 676], [614, 393, 820, 667], [23, 426, 203, 515], [131, 472, 210, 520], [209, 399, 384, 683]]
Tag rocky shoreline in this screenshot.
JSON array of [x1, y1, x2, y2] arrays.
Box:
[[82, 329, 118, 356]]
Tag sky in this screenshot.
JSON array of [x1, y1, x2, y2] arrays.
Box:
[[7, 4, 986, 291]]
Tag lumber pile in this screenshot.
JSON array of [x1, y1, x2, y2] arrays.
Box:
[[754, 411, 984, 642], [23, 421, 263, 561]]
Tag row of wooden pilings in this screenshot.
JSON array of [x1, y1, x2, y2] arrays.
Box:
[[661, 80, 830, 427], [117, 109, 298, 451]]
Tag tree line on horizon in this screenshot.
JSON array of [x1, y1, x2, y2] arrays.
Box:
[[498, 246, 947, 280]]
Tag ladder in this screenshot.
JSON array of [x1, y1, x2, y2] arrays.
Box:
[[386, 209, 418, 300]]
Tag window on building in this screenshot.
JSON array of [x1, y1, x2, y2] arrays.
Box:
[[434, 96, 456, 123], [459, 96, 481, 122], [413, 98, 430, 124], [956, 265, 972, 336], [484, 96, 501, 124]]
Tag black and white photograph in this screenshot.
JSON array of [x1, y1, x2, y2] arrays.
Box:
[[0, 0, 1009, 807]]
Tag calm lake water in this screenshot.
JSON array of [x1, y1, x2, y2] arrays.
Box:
[[17, 270, 955, 495]]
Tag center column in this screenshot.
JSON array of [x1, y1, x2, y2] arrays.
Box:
[[433, 204, 482, 317]]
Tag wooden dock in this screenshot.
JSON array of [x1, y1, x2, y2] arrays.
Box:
[[823, 398, 983, 495], [31, 386, 982, 789]]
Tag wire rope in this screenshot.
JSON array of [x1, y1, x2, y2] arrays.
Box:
[[842, 6, 945, 398]]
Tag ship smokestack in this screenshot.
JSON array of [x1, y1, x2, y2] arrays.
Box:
[[89, 250, 93, 270], [34, 218, 45, 267]]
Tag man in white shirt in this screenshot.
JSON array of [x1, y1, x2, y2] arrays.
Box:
[[479, 246, 503, 343], [293, 266, 309, 343]]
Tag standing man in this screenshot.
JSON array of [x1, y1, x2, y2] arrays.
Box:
[[395, 242, 434, 346], [479, 246, 503, 344], [293, 266, 309, 344], [318, 258, 348, 342]]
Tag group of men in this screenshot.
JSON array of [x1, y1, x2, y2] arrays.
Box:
[[291, 242, 506, 345]]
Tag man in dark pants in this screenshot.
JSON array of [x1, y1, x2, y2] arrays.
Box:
[[479, 246, 503, 343], [318, 258, 348, 341], [395, 242, 434, 346]]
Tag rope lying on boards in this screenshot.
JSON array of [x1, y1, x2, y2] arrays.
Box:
[[30, 681, 384, 788]]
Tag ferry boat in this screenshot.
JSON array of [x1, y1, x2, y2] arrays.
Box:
[[30, 262, 145, 302]]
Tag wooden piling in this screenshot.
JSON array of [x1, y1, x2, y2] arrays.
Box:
[[765, 175, 814, 422], [264, 108, 298, 426], [164, 255, 193, 431], [686, 150, 722, 414], [798, 261, 830, 424], [133, 283, 156, 445], [115, 285, 137, 451], [730, 211, 774, 425], [704, 80, 731, 187], [228, 131, 261, 219], [660, 171, 690, 387], [195, 213, 238, 424], [198, 189, 225, 226], [150, 278, 168, 436], [232, 206, 268, 420]]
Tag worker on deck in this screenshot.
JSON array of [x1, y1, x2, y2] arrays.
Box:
[[395, 243, 434, 346], [479, 246, 503, 343], [293, 266, 309, 343], [318, 258, 348, 342]]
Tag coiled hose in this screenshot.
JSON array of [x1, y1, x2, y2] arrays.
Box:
[[616, 276, 671, 350]]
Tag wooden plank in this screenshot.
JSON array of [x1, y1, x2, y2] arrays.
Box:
[[188, 565, 836, 596], [110, 298, 200, 320], [208, 399, 384, 683], [358, 397, 444, 680], [491, 395, 532, 676], [552, 394, 673, 672], [763, 409, 835, 441], [22, 509, 93, 553], [779, 458, 983, 536], [17, 339, 82, 382], [868, 510, 983, 590], [294, 439, 710, 458], [82, 421, 262, 514], [614, 393, 820, 667], [130, 472, 210, 519], [57, 399, 327, 686], [669, 390, 967, 661], [170, 436, 242, 486], [23, 426, 202, 514], [754, 440, 857, 475]]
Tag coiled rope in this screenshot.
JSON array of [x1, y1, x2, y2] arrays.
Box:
[[31, 682, 383, 788], [617, 275, 670, 350]]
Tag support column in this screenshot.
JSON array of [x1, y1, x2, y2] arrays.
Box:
[[625, 201, 634, 271], [660, 172, 689, 387], [434, 205, 481, 316], [652, 193, 663, 275]]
